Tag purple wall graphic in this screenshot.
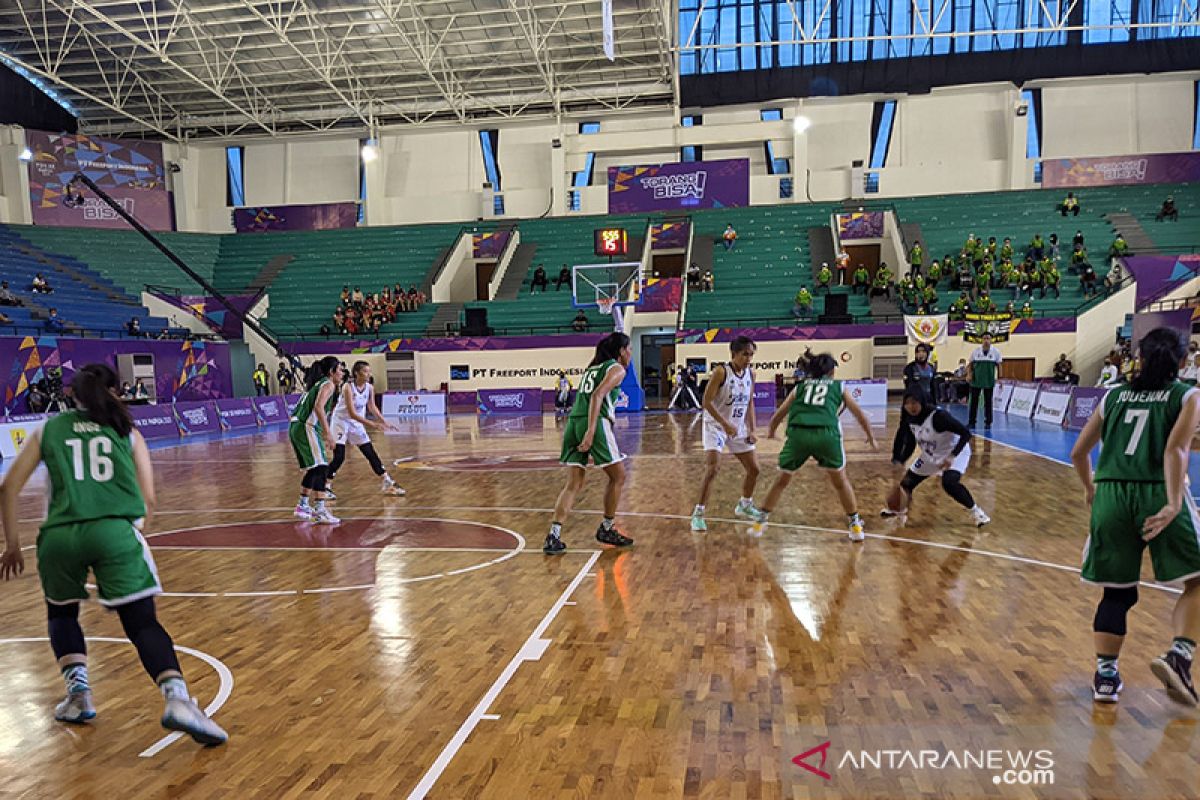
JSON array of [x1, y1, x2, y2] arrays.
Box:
[[26, 130, 172, 231], [650, 221, 690, 250], [151, 291, 259, 339], [233, 203, 359, 233], [215, 397, 259, 429], [1043, 152, 1200, 188], [472, 231, 511, 259], [639, 278, 682, 312], [128, 404, 181, 440], [608, 159, 749, 213], [173, 401, 221, 435], [1, 335, 233, 414], [253, 396, 289, 424], [837, 212, 885, 240], [1066, 388, 1108, 430], [477, 388, 542, 414], [1123, 254, 1200, 309]]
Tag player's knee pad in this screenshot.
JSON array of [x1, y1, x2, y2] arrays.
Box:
[[46, 601, 85, 659], [358, 443, 385, 475], [1093, 586, 1139, 636], [309, 464, 329, 492]]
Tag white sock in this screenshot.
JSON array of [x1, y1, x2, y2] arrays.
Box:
[[739, 497, 752, 506], [160, 677, 189, 702], [314, 500, 326, 512], [694, 504, 705, 515], [298, 495, 310, 508], [549, 522, 562, 539]]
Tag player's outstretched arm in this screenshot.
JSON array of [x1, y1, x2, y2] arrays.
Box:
[[130, 429, 157, 531], [0, 430, 42, 578], [1070, 407, 1103, 506], [842, 393, 877, 450], [767, 389, 795, 439]]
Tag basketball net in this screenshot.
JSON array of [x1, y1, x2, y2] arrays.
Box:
[[597, 297, 623, 331]]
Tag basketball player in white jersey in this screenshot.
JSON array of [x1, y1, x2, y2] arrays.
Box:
[[691, 336, 763, 531], [326, 361, 405, 498], [883, 385, 990, 526]]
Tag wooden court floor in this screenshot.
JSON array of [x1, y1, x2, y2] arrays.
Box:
[[1, 411, 1197, 799]]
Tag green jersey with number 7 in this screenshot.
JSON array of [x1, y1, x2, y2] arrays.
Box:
[[1094, 381, 1198, 482], [39, 410, 146, 531]]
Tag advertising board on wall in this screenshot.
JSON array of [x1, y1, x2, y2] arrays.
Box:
[[381, 392, 448, 417], [607, 159, 749, 213]]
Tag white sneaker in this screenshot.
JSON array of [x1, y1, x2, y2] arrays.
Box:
[[312, 508, 341, 525], [54, 691, 96, 723], [848, 518, 866, 542], [734, 500, 764, 522], [972, 507, 991, 527], [749, 521, 767, 538], [690, 513, 707, 532], [382, 480, 406, 496], [293, 503, 313, 520], [324, 487, 338, 501], [161, 697, 227, 746]]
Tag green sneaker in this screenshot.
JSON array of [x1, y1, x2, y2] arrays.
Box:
[[734, 501, 765, 523], [690, 513, 707, 532]]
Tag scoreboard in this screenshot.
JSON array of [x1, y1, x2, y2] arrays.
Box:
[[594, 227, 628, 257]]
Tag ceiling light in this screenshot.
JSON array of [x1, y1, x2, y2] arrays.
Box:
[[793, 116, 812, 134], [361, 141, 378, 163], [18, 147, 32, 162]]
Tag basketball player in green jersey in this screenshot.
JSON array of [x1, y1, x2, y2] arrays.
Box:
[[289, 356, 342, 524], [0, 364, 226, 745], [754, 351, 877, 540], [544, 332, 636, 554], [1072, 327, 1200, 706]]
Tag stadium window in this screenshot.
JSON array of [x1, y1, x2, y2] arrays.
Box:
[[568, 190, 582, 212], [779, 177, 794, 199], [1193, 82, 1200, 150], [1084, 0, 1131, 42], [1023, 88, 1043, 182], [760, 108, 783, 122], [681, 114, 702, 127], [357, 138, 367, 224], [573, 121, 599, 191], [579, 121, 601, 134], [478, 129, 502, 191], [681, 145, 703, 162], [869, 100, 896, 169], [493, 194, 505, 216], [225, 146, 244, 207]]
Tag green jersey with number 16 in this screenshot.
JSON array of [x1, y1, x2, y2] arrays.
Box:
[[40, 411, 146, 531], [787, 378, 845, 429], [1095, 381, 1196, 483]]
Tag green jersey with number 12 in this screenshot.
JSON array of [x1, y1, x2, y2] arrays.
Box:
[[1095, 381, 1196, 483], [569, 359, 621, 421], [40, 411, 146, 531], [787, 378, 845, 429]]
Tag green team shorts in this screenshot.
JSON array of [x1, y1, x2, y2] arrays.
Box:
[[560, 416, 623, 468], [779, 426, 845, 472], [1083, 482, 1200, 586], [289, 421, 328, 470], [37, 518, 161, 607]]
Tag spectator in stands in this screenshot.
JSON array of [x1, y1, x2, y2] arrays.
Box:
[[903, 344, 936, 397], [1047, 233, 1061, 262], [126, 317, 141, 337], [1156, 195, 1179, 222], [408, 286, 423, 309], [1041, 262, 1061, 298], [1104, 261, 1124, 295], [44, 308, 64, 333], [1080, 262, 1099, 297], [1059, 192, 1080, 217], [1072, 229, 1085, 251], [120, 382, 134, 400], [277, 361, 295, 394], [1029, 234, 1045, 261], [701, 270, 714, 292], [973, 290, 996, 313], [922, 283, 938, 311], [0, 310, 10, 326], [1181, 354, 1200, 385], [870, 263, 893, 299], [340, 286, 350, 305], [333, 308, 346, 334], [927, 259, 942, 287], [253, 363, 270, 396], [531, 265, 549, 293], [370, 316, 383, 335], [1069, 243, 1090, 274], [816, 263, 832, 292], [792, 287, 813, 318], [351, 286, 364, 305], [556, 265, 571, 291], [722, 224, 738, 251], [1053, 354, 1079, 385], [319, 323, 332, 337], [687, 261, 701, 290], [955, 260, 975, 293], [1108, 233, 1130, 264], [0, 281, 22, 307], [30, 273, 53, 295], [949, 292, 970, 320], [852, 265, 870, 295], [133, 378, 150, 400], [571, 310, 589, 333], [1097, 357, 1120, 386], [908, 240, 924, 273], [1020, 301, 1034, 321]]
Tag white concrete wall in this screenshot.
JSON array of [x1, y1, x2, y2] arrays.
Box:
[[430, 233, 474, 303], [1074, 282, 1137, 385], [0, 126, 32, 225]]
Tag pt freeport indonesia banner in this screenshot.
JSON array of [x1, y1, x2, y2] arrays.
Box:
[[608, 159, 749, 213]]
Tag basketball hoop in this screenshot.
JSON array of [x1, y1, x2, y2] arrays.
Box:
[[597, 297, 616, 316]]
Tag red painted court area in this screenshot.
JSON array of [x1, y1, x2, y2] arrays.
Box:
[[149, 518, 517, 550]]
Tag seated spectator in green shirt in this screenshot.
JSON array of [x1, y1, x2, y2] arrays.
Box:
[[999, 238, 1014, 263], [792, 287, 813, 318], [1041, 263, 1061, 298], [852, 266, 870, 295], [922, 284, 938, 311], [1108, 233, 1130, 262], [949, 293, 970, 320], [816, 263, 832, 291], [927, 260, 942, 285], [974, 291, 997, 313], [985, 237, 998, 259], [871, 265, 893, 299], [1059, 192, 1080, 217], [1029, 234, 1046, 261], [1021, 301, 1035, 320], [1069, 243, 1089, 273], [909, 240, 924, 271]]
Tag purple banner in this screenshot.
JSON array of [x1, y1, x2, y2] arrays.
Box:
[[254, 396, 289, 424], [1066, 387, 1108, 430], [173, 400, 220, 435], [233, 203, 358, 233], [152, 292, 259, 339], [608, 159, 749, 213], [128, 404, 180, 439], [472, 231, 511, 259], [1043, 152, 1200, 188], [215, 397, 259, 429], [837, 211, 885, 240], [753, 382, 776, 409], [26, 130, 172, 231], [639, 277, 682, 313], [477, 388, 542, 414], [1124, 255, 1200, 309], [650, 221, 690, 250]]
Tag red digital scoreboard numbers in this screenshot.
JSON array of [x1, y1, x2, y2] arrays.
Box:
[[594, 228, 628, 257]]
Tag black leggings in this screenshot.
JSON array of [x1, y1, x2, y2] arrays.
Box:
[[301, 464, 329, 492], [900, 468, 975, 509], [329, 442, 386, 478], [47, 598, 181, 681]]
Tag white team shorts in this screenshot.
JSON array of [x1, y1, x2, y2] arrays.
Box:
[[333, 418, 370, 447], [702, 424, 756, 454], [911, 445, 971, 477]]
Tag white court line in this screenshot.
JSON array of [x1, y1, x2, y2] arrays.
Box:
[[406, 549, 602, 800], [0, 636, 233, 758]]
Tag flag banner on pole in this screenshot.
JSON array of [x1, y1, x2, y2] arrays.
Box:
[[963, 313, 1013, 343], [903, 314, 948, 345], [602, 0, 615, 60]]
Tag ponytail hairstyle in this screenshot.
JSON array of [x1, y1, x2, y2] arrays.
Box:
[[305, 356, 341, 390], [71, 363, 133, 437], [1132, 327, 1187, 391], [589, 332, 631, 367], [798, 348, 837, 380]]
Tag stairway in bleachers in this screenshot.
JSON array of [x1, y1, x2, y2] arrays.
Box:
[[495, 242, 537, 300], [1104, 213, 1157, 255]]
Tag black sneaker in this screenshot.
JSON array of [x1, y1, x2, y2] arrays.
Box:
[[542, 534, 567, 555], [1092, 671, 1123, 703], [1151, 651, 1199, 707], [595, 524, 634, 547]]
